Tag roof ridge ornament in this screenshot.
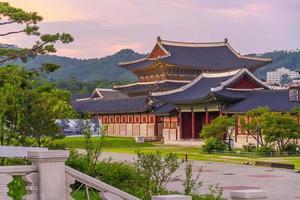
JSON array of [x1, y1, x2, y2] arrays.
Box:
[[157, 36, 161, 42]]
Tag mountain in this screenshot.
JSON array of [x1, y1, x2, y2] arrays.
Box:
[[6, 49, 300, 82], [252, 50, 300, 80], [13, 49, 145, 82]]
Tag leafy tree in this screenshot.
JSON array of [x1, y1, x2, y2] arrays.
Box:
[[0, 2, 73, 72], [0, 65, 76, 147], [262, 112, 300, 152], [201, 115, 236, 150], [241, 107, 300, 151], [240, 107, 270, 147], [279, 74, 292, 86]]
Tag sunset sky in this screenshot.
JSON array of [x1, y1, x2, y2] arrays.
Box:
[[2, 0, 300, 58]]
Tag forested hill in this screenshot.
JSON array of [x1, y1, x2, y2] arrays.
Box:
[[252, 50, 300, 80], [16, 49, 145, 82], [10, 49, 300, 82]]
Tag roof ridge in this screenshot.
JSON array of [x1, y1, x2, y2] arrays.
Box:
[[160, 39, 226, 47], [211, 68, 271, 92], [151, 69, 240, 97], [226, 43, 272, 62], [118, 57, 149, 66], [95, 88, 118, 92], [113, 79, 190, 89]]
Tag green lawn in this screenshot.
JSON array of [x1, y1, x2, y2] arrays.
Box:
[[56, 136, 300, 170]]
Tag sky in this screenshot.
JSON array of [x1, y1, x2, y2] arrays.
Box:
[[2, 0, 300, 58]]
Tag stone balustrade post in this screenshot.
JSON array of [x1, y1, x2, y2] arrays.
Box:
[[27, 150, 69, 200], [152, 195, 192, 200], [0, 174, 13, 200], [229, 189, 267, 200]]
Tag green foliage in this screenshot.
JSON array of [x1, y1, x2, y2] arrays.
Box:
[[202, 137, 226, 153], [201, 115, 235, 150], [7, 49, 144, 83], [254, 50, 300, 80], [8, 176, 27, 200], [242, 107, 300, 151], [66, 149, 145, 199], [54, 136, 155, 149], [283, 143, 300, 153], [0, 65, 76, 147], [183, 163, 202, 196], [135, 151, 180, 198], [0, 2, 73, 72], [256, 146, 275, 154], [201, 115, 236, 140], [242, 143, 256, 152], [240, 107, 270, 147], [262, 112, 300, 152]]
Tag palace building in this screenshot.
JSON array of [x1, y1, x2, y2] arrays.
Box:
[[72, 37, 300, 147]]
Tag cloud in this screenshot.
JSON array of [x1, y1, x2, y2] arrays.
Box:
[[3, 0, 300, 58]]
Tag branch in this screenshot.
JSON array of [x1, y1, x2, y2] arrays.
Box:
[[0, 30, 24, 36], [0, 41, 47, 64], [0, 21, 15, 25]]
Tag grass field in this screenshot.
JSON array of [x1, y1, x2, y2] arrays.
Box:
[[55, 136, 300, 170]]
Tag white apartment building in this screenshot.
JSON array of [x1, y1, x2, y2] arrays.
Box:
[[267, 67, 300, 85]]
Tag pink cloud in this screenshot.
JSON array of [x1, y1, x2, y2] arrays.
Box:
[[2, 0, 300, 58]]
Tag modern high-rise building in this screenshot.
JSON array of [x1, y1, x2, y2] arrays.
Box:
[[267, 67, 300, 85]]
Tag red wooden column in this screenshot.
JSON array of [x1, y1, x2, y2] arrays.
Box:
[[219, 105, 223, 116], [191, 107, 195, 139], [205, 107, 209, 125], [235, 115, 239, 142], [177, 108, 182, 140]]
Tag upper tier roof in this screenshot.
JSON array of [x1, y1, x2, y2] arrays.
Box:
[[119, 37, 272, 71]]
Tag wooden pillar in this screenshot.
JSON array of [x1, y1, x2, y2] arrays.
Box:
[[178, 108, 182, 140], [205, 107, 209, 125], [235, 115, 239, 142], [219, 105, 223, 116], [191, 107, 195, 139]]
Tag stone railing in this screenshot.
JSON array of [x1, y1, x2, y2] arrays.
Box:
[[65, 166, 140, 200], [0, 165, 38, 200], [0, 148, 192, 200], [0, 147, 266, 200]]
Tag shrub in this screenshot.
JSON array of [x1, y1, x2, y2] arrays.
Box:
[[135, 151, 181, 198], [283, 143, 299, 153], [66, 149, 146, 199], [202, 137, 226, 153], [256, 146, 275, 155], [242, 143, 256, 152], [183, 163, 202, 195]]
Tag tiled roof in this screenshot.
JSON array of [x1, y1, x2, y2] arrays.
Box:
[[72, 96, 150, 114], [160, 42, 270, 70], [71, 94, 91, 101], [119, 38, 271, 71], [94, 89, 129, 99], [224, 90, 300, 113], [153, 103, 177, 115], [152, 75, 233, 104], [151, 69, 270, 104], [114, 80, 189, 94]]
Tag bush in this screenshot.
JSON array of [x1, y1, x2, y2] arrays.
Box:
[[202, 137, 226, 153], [242, 143, 256, 152], [66, 149, 146, 199], [283, 143, 299, 153], [256, 146, 275, 155]]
